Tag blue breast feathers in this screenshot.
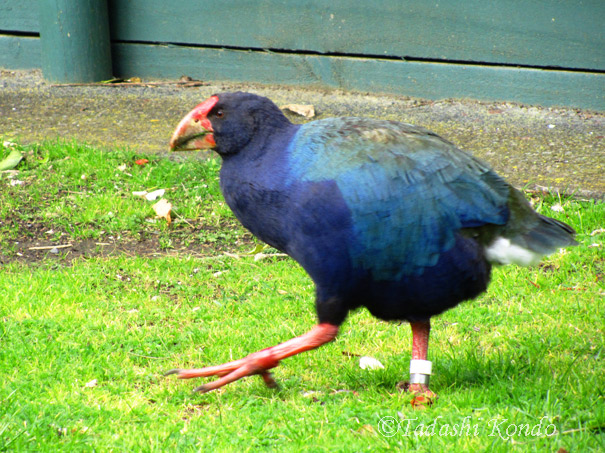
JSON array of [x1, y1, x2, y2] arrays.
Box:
[[285, 117, 509, 280]]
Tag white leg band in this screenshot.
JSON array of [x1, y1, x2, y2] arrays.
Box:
[[409, 360, 432, 386], [410, 359, 432, 375], [410, 373, 430, 385]]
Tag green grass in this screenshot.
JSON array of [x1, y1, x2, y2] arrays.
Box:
[[0, 141, 603, 451], [0, 140, 241, 246]]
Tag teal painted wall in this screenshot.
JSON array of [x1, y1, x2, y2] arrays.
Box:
[[108, 0, 604, 70], [1, 0, 604, 110]]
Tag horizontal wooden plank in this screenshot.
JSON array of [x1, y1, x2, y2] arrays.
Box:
[[2, 36, 603, 110], [0, 0, 39, 33], [0, 35, 40, 69], [108, 0, 605, 71], [4, 0, 604, 71], [112, 43, 605, 111]]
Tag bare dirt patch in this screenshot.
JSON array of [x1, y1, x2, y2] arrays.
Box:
[[1, 218, 255, 266]]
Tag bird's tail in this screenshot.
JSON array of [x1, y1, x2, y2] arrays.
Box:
[[523, 214, 578, 253], [486, 213, 577, 266]]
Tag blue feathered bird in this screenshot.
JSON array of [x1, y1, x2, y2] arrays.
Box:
[[167, 92, 576, 398]]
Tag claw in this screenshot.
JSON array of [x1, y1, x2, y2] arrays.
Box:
[[261, 371, 279, 389], [164, 348, 280, 392]]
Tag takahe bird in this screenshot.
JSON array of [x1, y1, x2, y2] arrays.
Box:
[[166, 92, 576, 397]]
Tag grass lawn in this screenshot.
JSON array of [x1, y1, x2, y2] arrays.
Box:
[[0, 141, 603, 452]]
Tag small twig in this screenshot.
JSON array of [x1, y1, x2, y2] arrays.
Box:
[[172, 211, 195, 228], [50, 80, 206, 88], [28, 244, 72, 250]]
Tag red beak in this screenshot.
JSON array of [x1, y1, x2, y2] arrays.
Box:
[[169, 95, 219, 151]]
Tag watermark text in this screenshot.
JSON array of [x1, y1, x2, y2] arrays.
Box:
[[377, 415, 557, 440]]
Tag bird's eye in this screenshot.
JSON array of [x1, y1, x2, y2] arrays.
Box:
[[215, 109, 224, 118]]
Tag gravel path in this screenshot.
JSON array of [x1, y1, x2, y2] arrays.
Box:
[[1, 69, 603, 197]]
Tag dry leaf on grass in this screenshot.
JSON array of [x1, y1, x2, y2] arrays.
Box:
[[281, 104, 315, 118], [0, 149, 24, 171], [133, 189, 165, 201], [359, 356, 385, 370], [153, 198, 172, 224]]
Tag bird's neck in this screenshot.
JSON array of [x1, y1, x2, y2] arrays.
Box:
[[225, 122, 301, 163]]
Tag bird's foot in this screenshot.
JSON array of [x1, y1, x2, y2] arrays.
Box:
[[408, 383, 436, 398], [165, 323, 339, 394], [396, 381, 437, 409], [409, 383, 437, 409], [165, 347, 280, 393]]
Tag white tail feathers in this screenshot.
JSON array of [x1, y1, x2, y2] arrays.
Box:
[[485, 237, 543, 266]]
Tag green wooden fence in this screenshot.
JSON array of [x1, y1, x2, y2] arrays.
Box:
[[1, 0, 604, 110]]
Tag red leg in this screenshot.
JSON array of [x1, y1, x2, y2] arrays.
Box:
[[408, 320, 436, 398], [411, 320, 430, 361], [166, 323, 339, 393]]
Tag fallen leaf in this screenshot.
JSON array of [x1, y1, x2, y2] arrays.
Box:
[[145, 189, 165, 201], [0, 149, 24, 171], [359, 356, 385, 370], [153, 199, 172, 224], [357, 424, 376, 435], [135, 158, 149, 165], [133, 189, 165, 201], [247, 243, 268, 255], [281, 104, 315, 118]]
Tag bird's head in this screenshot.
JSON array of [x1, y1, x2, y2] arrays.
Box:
[[169, 92, 290, 156]]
